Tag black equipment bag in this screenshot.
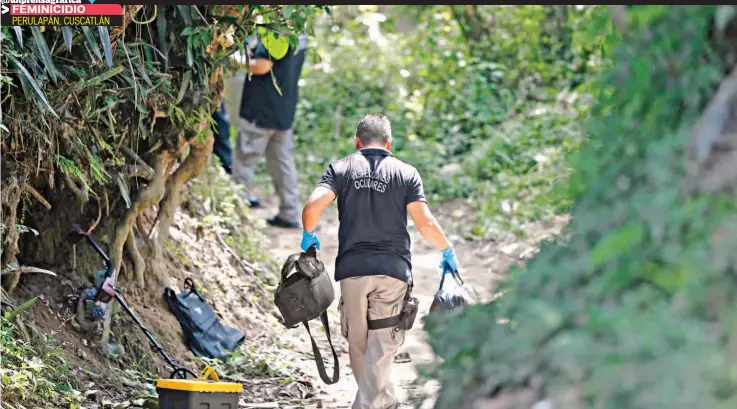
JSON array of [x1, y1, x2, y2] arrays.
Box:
[[430, 270, 477, 313], [164, 278, 245, 361], [274, 245, 339, 385]]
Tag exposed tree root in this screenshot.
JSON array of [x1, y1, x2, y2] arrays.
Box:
[[121, 147, 155, 180], [155, 133, 214, 245], [62, 172, 90, 205], [75, 292, 98, 332], [110, 151, 171, 288], [99, 301, 116, 352], [126, 230, 146, 288], [24, 183, 51, 210], [147, 131, 213, 291], [120, 165, 155, 180], [2, 272, 22, 296], [0, 266, 57, 276], [122, 146, 153, 170], [1, 171, 26, 294], [88, 200, 103, 233]]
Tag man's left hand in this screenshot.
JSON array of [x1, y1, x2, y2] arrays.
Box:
[[301, 230, 321, 251]]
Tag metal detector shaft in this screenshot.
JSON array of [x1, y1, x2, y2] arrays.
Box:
[[84, 235, 115, 279], [75, 226, 197, 379], [115, 293, 197, 379]]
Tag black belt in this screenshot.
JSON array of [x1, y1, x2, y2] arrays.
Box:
[[367, 314, 402, 330], [366, 283, 412, 330]]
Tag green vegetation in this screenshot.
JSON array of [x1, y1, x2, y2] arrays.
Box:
[[189, 162, 272, 264], [188, 161, 283, 301], [424, 6, 737, 409], [0, 6, 323, 404], [0, 6, 327, 293], [202, 344, 296, 381], [294, 5, 602, 237], [4, 4, 737, 408], [1, 303, 81, 409]]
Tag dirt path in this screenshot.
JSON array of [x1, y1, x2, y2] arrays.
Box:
[[249, 192, 564, 409]]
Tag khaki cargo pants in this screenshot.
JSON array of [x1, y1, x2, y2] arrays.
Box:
[[340, 276, 408, 409], [232, 118, 300, 223]]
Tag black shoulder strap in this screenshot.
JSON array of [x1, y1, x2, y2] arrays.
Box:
[[303, 311, 339, 384]]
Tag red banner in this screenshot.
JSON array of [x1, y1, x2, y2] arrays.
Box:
[[10, 4, 123, 15]]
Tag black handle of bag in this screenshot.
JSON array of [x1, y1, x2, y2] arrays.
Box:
[[280, 245, 318, 283], [438, 269, 464, 291], [182, 278, 206, 302], [303, 311, 339, 385], [280, 253, 301, 282]]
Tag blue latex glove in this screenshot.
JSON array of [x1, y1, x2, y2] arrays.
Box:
[[301, 230, 321, 252], [440, 247, 458, 274]]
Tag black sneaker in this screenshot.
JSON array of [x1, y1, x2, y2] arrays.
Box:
[[239, 191, 262, 208], [266, 215, 300, 229]]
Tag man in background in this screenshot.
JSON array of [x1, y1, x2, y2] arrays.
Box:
[[232, 35, 307, 229]]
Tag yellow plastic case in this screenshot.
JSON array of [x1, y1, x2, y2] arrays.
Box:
[[156, 367, 242, 409]]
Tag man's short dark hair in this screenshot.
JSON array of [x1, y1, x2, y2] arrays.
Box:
[[356, 113, 392, 145]]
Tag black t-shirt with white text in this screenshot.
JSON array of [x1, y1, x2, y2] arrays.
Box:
[[239, 36, 306, 130], [317, 148, 427, 283]]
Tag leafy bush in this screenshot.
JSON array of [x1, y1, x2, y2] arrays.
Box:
[[294, 6, 602, 235], [201, 344, 296, 381], [1, 306, 79, 409], [424, 6, 737, 409], [0, 6, 327, 291], [460, 104, 588, 238], [189, 161, 272, 264]]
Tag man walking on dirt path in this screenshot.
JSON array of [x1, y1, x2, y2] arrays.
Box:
[[299, 114, 460, 409], [232, 35, 307, 229]]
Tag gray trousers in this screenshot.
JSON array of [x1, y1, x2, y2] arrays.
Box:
[[340, 276, 407, 409], [232, 118, 300, 222]]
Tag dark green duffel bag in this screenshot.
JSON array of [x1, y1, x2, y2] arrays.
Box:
[[274, 245, 339, 384]]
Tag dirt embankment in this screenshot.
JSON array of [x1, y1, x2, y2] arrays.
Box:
[[8, 188, 333, 408]]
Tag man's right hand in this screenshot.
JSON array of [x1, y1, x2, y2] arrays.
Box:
[[440, 247, 459, 274], [301, 230, 321, 251]]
